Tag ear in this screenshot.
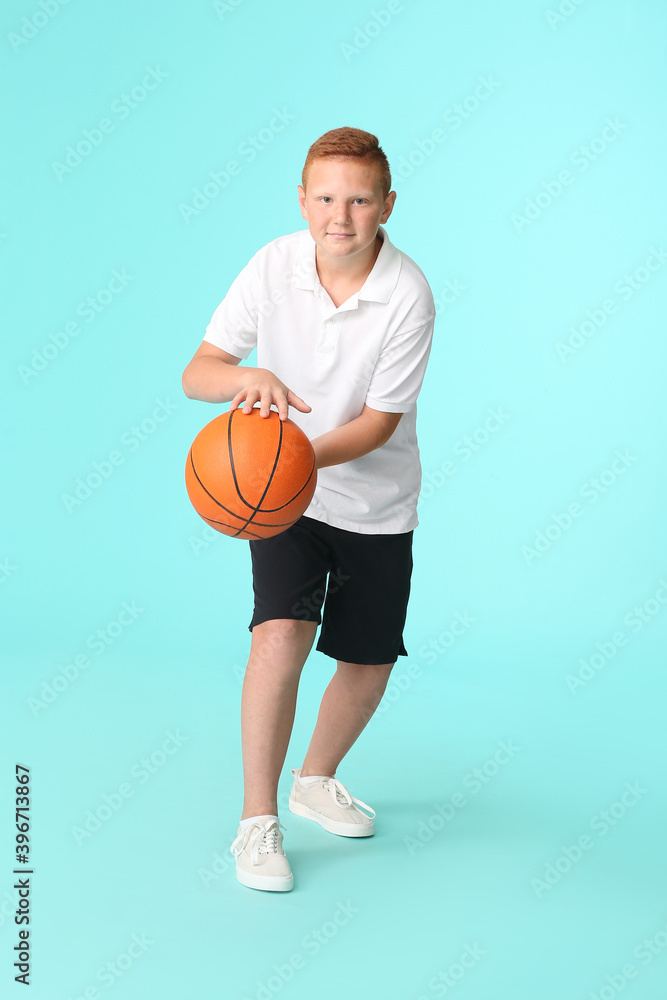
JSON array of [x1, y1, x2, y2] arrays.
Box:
[[380, 190, 397, 224], [297, 185, 308, 220]]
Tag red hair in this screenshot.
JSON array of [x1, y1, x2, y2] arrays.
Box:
[[302, 127, 391, 199]]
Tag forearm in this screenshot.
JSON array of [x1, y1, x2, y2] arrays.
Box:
[[182, 357, 255, 403], [311, 413, 388, 470]]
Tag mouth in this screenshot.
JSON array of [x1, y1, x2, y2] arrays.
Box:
[[328, 233, 353, 238]]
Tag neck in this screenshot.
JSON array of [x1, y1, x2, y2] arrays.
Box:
[[316, 232, 383, 285]]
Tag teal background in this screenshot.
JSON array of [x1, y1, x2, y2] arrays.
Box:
[[2, 0, 667, 997]]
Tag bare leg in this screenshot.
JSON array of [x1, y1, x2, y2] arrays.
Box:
[[240, 619, 318, 819], [300, 660, 394, 778]]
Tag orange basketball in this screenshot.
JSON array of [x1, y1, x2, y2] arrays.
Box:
[[185, 407, 317, 540]]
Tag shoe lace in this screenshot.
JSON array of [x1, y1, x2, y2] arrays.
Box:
[[321, 777, 376, 819], [230, 820, 285, 865]]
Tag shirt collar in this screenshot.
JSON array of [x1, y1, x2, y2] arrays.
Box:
[[291, 225, 402, 304]]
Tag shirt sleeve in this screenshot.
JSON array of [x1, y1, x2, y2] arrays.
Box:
[[202, 256, 261, 360], [364, 315, 435, 413]]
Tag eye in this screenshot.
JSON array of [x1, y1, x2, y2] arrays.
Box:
[[320, 196, 332, 203], [353, 198, 367, 205]]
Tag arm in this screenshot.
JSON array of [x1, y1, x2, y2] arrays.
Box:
[[311, 404, 403, 470], [181, 341, 311, 420]]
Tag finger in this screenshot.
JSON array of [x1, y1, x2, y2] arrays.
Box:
[[276, 387, 293, 421], [289, 393, 312, 413], [229, 389, 246, 411], [259, 388, 273, 418], [241, 389, 260, 414]]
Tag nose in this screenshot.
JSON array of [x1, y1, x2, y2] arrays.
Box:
[[333, 203, 351, 225]]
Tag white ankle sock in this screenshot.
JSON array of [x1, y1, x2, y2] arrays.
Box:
[[238, 813, 279, 830], [298, 773, 326, 787]]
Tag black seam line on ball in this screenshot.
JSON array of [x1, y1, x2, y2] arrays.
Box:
[[188, 449, 251, 523], [239, 452, 315, 514], [201, 511, 297, 532], [228, 408, 291, 514], [286, 456, 316, 506], [189, 451, 296, 530], [228, 409, 260, 512], [200, 513, 264, 540], [233, 416, 283, 536], [228, 410, 317, 512], [238, 452, 315, 513]]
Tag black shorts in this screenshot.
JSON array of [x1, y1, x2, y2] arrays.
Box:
[[248, 515, 413, 665]]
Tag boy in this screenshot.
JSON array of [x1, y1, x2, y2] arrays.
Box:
[[182, 127, 435, 892]]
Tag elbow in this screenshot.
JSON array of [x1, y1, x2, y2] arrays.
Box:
[[362, 405, 403, 452], [181, 369, 194, 399], [376, 416, 403, 450]]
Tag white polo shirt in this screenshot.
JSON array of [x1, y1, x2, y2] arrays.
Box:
[[203, 224, 435, 534]]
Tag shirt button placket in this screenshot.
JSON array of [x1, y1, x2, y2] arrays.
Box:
[[318, 314, 336, 353]]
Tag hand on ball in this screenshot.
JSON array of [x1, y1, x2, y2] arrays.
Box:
[[230, 368, 311, 421]]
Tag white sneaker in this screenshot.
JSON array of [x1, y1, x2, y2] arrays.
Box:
[[288, 769, 375, 837], [230, 819, 294, 892]]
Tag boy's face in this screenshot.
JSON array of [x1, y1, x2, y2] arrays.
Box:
[[298, 157, 396, 267]]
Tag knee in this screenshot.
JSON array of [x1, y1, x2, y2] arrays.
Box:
[[251, 618, 316, 660]]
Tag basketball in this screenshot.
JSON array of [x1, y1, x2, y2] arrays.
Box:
[[185, 407, 317, 540]]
